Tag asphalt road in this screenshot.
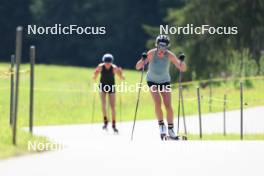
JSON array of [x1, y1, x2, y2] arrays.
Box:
[[0, 106, 263, 176]]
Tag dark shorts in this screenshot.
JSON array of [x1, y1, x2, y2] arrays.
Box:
[[99, 83, 115, 94], [147, 81, 171, 92]]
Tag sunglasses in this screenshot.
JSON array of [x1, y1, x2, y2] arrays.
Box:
[[157, 42, 168, 51], [103, 57, 113, 63]]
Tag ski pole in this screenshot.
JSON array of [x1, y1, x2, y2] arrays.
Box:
[[180, 83, 187, 135], [118, 68, 124, 126], [107, 94, 110, 121], [131, 52, 147, 141], [177, 66, 182, 134], [177, 53, 187, 135]]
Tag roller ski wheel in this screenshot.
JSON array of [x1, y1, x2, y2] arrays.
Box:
[[160, 134, 168, 141], [181, 135, 188, 140], [168, 135, 187, 141], [167, 135, 180, 141]]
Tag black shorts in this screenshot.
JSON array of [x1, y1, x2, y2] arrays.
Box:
[[147, 81, 171, 92], [99, 83, 115, 94]]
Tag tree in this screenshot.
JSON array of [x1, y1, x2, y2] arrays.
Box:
[[29, 0, 163, 67], [163, 0, 264, 80], [0, 0, 31, 61]]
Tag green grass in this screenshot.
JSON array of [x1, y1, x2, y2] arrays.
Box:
[[0, 63, 264, 126], [0, 63, 264, 157], [187, 133, 264, 140], [0, 125, 52, 159]]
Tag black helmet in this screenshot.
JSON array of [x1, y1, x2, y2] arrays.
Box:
[[155, 35, 170, 47], [102, 53, 114, 63]]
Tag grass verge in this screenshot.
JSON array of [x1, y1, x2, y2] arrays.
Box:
[[0, 126, 52, 159], [187, 133, 264, 140]]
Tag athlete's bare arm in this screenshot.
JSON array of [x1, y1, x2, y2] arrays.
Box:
[[168, 51, 186, 72], [92, 63, 104, 80], [113, 64, 125, 80]]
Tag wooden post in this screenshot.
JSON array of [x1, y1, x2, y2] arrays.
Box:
[[223, 94, 227, 136], [13, 26, 23, 145], [197, 87, 202, 139], [10, 54, 15, 126], [180, 86, 187, 135], [240, 82, 243, 140], [29, 46, 35, 134], [209, 73, 213, 112]]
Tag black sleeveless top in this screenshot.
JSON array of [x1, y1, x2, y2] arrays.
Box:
[[100, 65, 115, 85]]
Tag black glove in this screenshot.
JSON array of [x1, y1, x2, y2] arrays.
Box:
[[178, 52, 185, 62], [142, 52, 147, 60]]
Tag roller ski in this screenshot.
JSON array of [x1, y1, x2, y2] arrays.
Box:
[[168, 127, 188, 140], [159, 123, 178, 141], [159, 123, 187, 141]]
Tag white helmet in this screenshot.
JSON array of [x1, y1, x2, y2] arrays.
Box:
[[102, 53, 114, 63], [155, 35, 170, 48]]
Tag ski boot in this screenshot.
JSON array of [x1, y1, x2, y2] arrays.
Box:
[[112, 120, 118, 134], [113, 127, 119, 134], [102, 121, 108, 131], [168, 128, 180, 140]]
